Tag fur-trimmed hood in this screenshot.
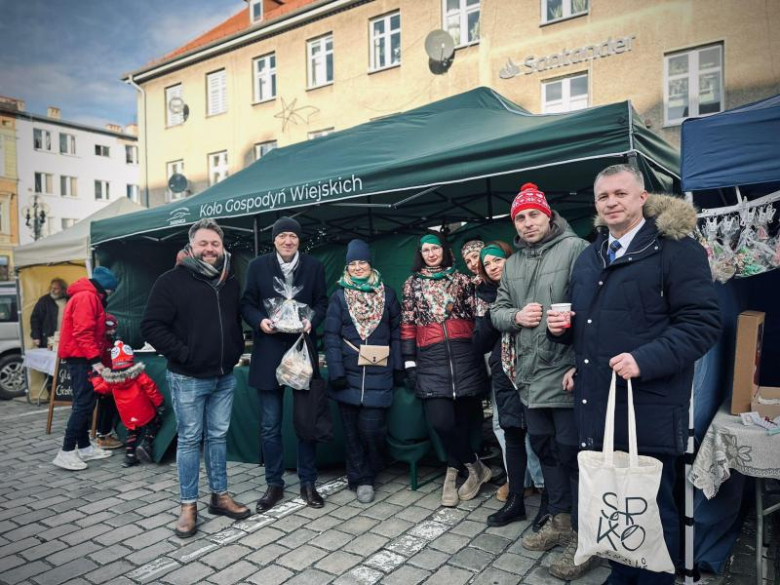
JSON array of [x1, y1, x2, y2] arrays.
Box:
[[100, 362, 145, 384], [594, 194, 697, 241]]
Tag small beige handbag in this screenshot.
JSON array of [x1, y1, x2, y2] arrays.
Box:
[[343, 339, 390, 367]]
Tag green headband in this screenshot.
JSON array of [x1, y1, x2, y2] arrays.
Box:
[[420, 234, 442, 247], [480, 244, 507, 262]]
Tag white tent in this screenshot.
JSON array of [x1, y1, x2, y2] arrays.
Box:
[[14, 198, 145, 268]]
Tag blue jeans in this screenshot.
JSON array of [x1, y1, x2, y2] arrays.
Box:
[[524, 434, 545, 489], [258, 388, 317, 487], [168, 372, 235, 503], [63, 362, 97, 451]]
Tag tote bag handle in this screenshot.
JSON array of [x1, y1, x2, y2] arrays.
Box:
[[602, 371, 638, 468]]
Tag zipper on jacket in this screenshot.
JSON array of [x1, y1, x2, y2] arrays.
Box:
[[361, 366, 366, 404], [442, 321, 457, 399], [215, 288, 225, 375]]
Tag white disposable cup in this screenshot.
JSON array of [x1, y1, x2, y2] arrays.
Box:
[[551, 303, 572, 328]]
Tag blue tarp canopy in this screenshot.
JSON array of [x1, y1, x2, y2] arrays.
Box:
[[681, 94, 780, 191]]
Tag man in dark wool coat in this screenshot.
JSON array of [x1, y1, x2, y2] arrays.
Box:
[[241, 216, 328, 512], [548, 164, 721, 585]]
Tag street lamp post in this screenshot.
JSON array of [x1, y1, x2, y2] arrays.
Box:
[[25, 194, 47, 241]]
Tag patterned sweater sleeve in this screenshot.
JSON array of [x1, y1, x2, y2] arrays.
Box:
[[400, 277, 417, 363]]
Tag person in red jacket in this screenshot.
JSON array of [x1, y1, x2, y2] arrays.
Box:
[[53, 266, 119, 471], [93, 340, 165, 467]]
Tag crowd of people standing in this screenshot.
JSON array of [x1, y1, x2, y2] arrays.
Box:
[[48, 164, 720, 585]]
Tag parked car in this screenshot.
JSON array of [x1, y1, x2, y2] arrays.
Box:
[[0, 282, 26, 400]]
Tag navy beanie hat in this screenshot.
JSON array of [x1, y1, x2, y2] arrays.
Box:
[[346, 239, 371, 264], [92, 266, 118, 291], [272, 217, 302, 240]]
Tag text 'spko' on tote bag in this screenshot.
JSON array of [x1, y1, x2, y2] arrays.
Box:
[[575, 372, 675, 574]]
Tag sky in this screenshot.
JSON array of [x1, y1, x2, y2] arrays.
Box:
[[0, 0, 243, 129]]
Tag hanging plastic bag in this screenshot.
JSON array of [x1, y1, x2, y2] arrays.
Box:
[[697, 219, 735, 283], [575, 372, 675, 574], [263, 277, 315, 333], [276, 334, 313, 390]]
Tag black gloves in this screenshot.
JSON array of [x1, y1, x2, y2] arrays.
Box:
[[393, 370, 406, 387], [330, 376, 348, 390], [405, 367, 417, 390]]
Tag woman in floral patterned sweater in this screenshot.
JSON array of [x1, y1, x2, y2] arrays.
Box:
[[401, 231, 489, 507]]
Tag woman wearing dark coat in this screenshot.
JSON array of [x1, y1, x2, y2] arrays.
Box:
[[472, 241, 529, 527], [240, 217, 328, 513], [324, 239, 404, 503], [401, 231, 489, 508]]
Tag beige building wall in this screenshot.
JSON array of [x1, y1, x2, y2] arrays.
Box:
[[0, 112, 20, 279], [136, 0, 780, 206]]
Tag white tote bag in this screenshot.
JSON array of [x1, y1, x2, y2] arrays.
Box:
[[575, 372, 675, 574]]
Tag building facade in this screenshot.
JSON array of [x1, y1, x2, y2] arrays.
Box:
[[0, 100, 20, 280], [125, 0, 780, 207], [10, 105, 139, 245]]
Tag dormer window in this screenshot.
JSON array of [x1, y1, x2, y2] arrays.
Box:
[[250, 0, 263, 23]]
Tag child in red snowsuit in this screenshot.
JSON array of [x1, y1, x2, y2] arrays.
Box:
[[92, 340, 165, 467]]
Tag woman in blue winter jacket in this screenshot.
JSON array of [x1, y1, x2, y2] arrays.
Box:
[[323, 239, 404, 504]]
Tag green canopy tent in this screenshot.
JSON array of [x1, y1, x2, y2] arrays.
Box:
[[92, 87, 680, 253]]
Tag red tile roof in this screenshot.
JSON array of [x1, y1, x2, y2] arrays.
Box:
[[149, 0, 320, 67]]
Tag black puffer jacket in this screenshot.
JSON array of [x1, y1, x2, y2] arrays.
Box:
[[473, 281, 525, 429], [401, 272, 486, 400]]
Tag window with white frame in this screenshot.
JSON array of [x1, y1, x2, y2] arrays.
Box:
[[126, 144, 138, 164], [34, 172, 53, 194], [253, 53, 277, 103], [94, 180, 110, 200], [59, 133, 76, 155], [307, 35, 334, 88], [33, 128, 52, 151], [254, 140, 278, 161], [308, 128, 334, 140], [443, 0, 480, 47], [95, 144, 110, 157], [166, 160, 186, 200], [370, 12, 401, 71], [664, 44, 723, 126], [208, 151, 229, 185], [250, 0, 263, 23], [542, 73, 588, 113], [61, 218, 77, 230], [165, 84, 184, 126], [126, 184, 140, 202], [207, 69, 228, 116], [60, 176, 77, 197], [542, 0, 588, 24]]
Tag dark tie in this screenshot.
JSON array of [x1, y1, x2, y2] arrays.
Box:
[[608, 240, 622, 264]]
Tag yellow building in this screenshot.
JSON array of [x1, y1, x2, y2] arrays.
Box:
[[123, 0, 780, 207], [0, 97, 21, 280]]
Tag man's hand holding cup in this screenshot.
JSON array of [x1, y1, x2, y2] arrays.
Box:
[[547, 303, 574, 337]]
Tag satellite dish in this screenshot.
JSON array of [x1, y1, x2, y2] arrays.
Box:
[[168, 173, 188, 194], [425, 29, 455, 74], [168, 97, 185, 114]]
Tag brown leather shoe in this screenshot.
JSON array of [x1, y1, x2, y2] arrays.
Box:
[[208, 492, 251, 520], [300, 484, 324, 508], [174, 503, 197, 538]]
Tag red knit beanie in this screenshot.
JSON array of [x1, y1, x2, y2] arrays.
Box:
[[110, 340, 134, 370], [510, 183, 552, 220]]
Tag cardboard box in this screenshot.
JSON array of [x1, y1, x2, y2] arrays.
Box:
[[731, 311, 765, 415], [752, 386, 780, 419]]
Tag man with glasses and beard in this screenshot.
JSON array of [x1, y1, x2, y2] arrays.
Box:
[[142, 218, 250, 539]]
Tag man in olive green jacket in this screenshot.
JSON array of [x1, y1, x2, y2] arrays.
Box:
[[491, 183, 592, 581]]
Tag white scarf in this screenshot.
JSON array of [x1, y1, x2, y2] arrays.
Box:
[[277, 251, 300, 280]]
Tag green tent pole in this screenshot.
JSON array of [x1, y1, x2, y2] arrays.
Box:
[[253, 215, 260, 256]]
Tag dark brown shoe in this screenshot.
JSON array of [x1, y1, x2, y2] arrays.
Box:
[[300, 484, 324, 508], [208, 492, 251, 520], [256, 485, 284, 513], [174, 503, 197, 538]]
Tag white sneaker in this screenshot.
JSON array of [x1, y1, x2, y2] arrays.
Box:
[[77, 445, 112, 461], [53, 449, 88, 470]]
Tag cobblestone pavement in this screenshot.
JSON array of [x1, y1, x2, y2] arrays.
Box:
[[0, 398, 774, 585]]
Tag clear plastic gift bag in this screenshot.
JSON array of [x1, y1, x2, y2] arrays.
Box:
[[263, 277, 315, 333], [276, 334, 314, 390]]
